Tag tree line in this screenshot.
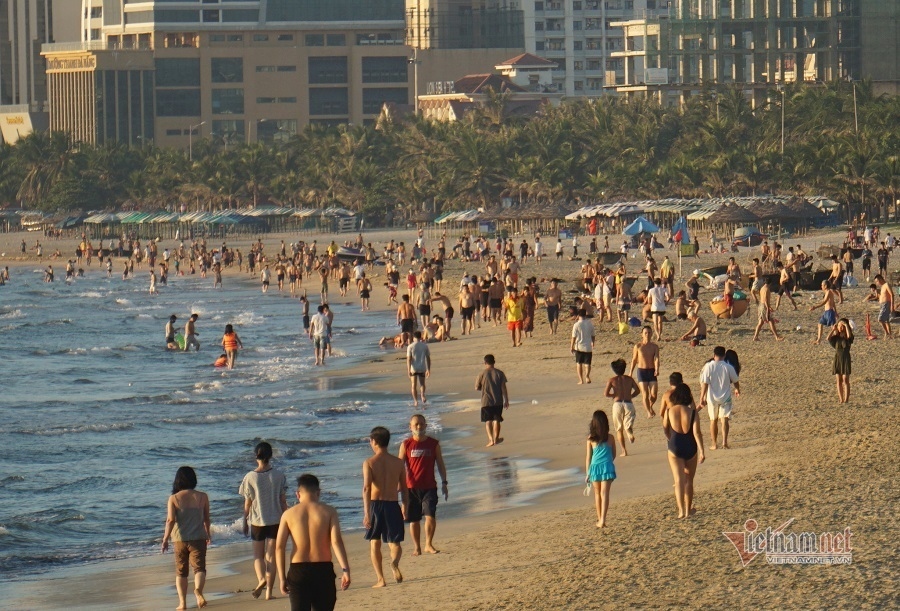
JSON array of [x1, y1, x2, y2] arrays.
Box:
[[1, 80, 897, 224]]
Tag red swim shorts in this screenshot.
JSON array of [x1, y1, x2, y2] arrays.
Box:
[[507, 320, 523, 331], [724, 294, 734, 308]]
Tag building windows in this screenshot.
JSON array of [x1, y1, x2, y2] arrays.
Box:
[[306, 34, 325, 46], [212, 88, 244, 114], [202, 9, 220, 22], [257, 65, 297, 73], [309, 88, 348, 115], [535, 41, 545, 50], [573, 1, 582, 9], [362, 57, 408, 83], [355, 33, 404, 45], [308, 57, 348, 84], [256, 97, 297, 103], [156, 58, 201, 87], [257, 119, 297, 143], [223, 10, 259, 22], [227, 34, 243, 42], [254, 34, 269, 42], [574, 40, 583, 50], [574, 60, 584, 70], [535, 21, 544, 31], [587, 59, 601, 70], [534, 2, 544, 11], [157, 89, 201, 117], [212, 119, 246, 144], [327, 34, 346, 46], [166, 129, 184, 136], [362, 88, 408, 114], [574, 80, 584, 90], [210, 34, 226, 42], [574, 21, 582, 30], [278, 34, 294, 41], [211, 58, 243, 83], [164, 33, 198, 48]]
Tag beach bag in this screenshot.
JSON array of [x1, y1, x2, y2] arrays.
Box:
[[618, 322, 628, 335]]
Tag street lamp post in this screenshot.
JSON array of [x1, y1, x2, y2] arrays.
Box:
[[409, 48, 421, 116], [852, 80, 858, 135], [777, 85, 786, 155], [188, 121, 206, 161]]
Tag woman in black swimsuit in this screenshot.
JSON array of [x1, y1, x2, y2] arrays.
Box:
[[662, 383, 705, 519]]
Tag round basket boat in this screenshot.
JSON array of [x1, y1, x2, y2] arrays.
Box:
[[710, 298, 749, 319]]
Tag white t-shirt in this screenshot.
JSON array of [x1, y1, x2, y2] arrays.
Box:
[[699, 360, 739, 403], [556, 242, 563, 253], [239, 468, 287, 527], [407, 340, 430, 373], [309, 312, 328, 337], [571, 318, 594, 352], [649, 285, 668, 312]]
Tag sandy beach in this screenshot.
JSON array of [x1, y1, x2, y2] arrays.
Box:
[[3, 224, 898, 609]]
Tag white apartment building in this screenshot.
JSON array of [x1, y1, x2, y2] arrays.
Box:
[[523, 0, 670, 96]]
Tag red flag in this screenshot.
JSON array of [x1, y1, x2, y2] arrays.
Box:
[[673, 229, 683, 243]]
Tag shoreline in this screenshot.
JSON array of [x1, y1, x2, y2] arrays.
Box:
[[3, 224, 898, 608]]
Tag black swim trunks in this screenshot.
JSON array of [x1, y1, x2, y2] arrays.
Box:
[[405, 488, 438, 523], [636, 368, 657, 383], [574, 350, 592, 365], [461, 306, 474, 320], [547, 304, 560, 323], [419, 304, 431, 316], [250, 524, 279, 541], [365, 500, 405, 543], [400, 318, 415, 334], [489, 298, 502, 309], [287, 562, 336, 611], [480, 405, 504, 422]]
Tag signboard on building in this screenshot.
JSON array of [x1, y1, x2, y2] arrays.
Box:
[[0, 112, 35, 143], [46, 55, 97, 73], [644, 68, 669, 85], [426, 81, 456, 95]]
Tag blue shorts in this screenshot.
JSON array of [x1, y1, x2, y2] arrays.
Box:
[[819, 309, 837, 326], [365, 501, 404, 544], [636, 368, 657, 383]]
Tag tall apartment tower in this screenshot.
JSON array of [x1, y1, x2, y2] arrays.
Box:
[[606, 0, 894, 105], [524, 0, 669, 96], [405, 0, 526, 102], [41, 0, 413, 147], [0, 0, 79, 143]]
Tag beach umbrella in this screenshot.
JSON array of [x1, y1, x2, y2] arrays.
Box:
[[622, 216, 660, 236]]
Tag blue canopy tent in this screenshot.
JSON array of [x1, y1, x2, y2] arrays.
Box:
[[622, 216, 660, 236]]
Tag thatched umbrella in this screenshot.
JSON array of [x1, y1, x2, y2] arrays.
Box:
[[745, 200, 797, 220], [705, 204, 759, 225]]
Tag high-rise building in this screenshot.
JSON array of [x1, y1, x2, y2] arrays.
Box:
[[40, 1, 413, 147], [405, 0, 526, 102], [606, 1, 897, 104], [0, 0, 79, 143], [524, 0, 670, 96]]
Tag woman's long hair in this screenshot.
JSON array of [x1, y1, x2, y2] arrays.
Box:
[[589, 410, 610, 443], [172, 466, 197, 494]]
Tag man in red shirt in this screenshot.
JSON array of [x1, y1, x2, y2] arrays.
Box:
[[397, 414, 448, 555]]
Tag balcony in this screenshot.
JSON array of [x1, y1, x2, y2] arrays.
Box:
[[42, 40, 152, 53]]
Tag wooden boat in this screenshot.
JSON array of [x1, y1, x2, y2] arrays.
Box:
[[710, 298, 749, 319]]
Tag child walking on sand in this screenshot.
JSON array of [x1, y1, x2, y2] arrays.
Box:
[[604, 359, 640, 455], [585, 410, 616, 528]]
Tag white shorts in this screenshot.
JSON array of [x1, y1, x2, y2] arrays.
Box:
[[612, 401, 636, 432], [707, 397, 733, 420]]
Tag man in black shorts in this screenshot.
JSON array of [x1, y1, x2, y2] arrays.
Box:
[[363, 427, 408, 587], [398, 415, 448, 555], [397, 295, 416, 344], [475, 354, 509, 447], [276, 474, 350, 611]]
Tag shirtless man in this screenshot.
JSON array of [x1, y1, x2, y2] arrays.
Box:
[[458, 285, 476, 335], [545, 279, 562, 334], [775, 261, 798, 311], [362, 426, 408, 588], [507, 256, 520, 288], [630, 327, 660, 417], [722, 276, 737, 318], [275, 474, 351, 610], [184, 313, 200, 352], [166, 315, 179, 350], [828, 255, 845, 304], [396, 295, 416, 345], [753, 277, 784, 341], [874, 275, 894, 338], [430, 292, 453, 337], [485, 255, 499, 279], [748, 258, 764, 304], [680, 309, 707, 344], [604, 358, 640, 455], [810, 280, 838, 344]]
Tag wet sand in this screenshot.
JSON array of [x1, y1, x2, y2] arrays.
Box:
[[3, 226, 898, 608]]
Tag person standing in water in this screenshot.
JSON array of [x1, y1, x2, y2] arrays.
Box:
[[184, 314, 200, 352], [161, 466, 210, 610], [221, 324, 244, 369], [240, 441, 288, 601]]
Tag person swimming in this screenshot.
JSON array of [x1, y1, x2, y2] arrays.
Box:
[[214, 354, 228, 368]]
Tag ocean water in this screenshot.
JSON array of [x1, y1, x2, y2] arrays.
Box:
[[0, 266, 576, 581]]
